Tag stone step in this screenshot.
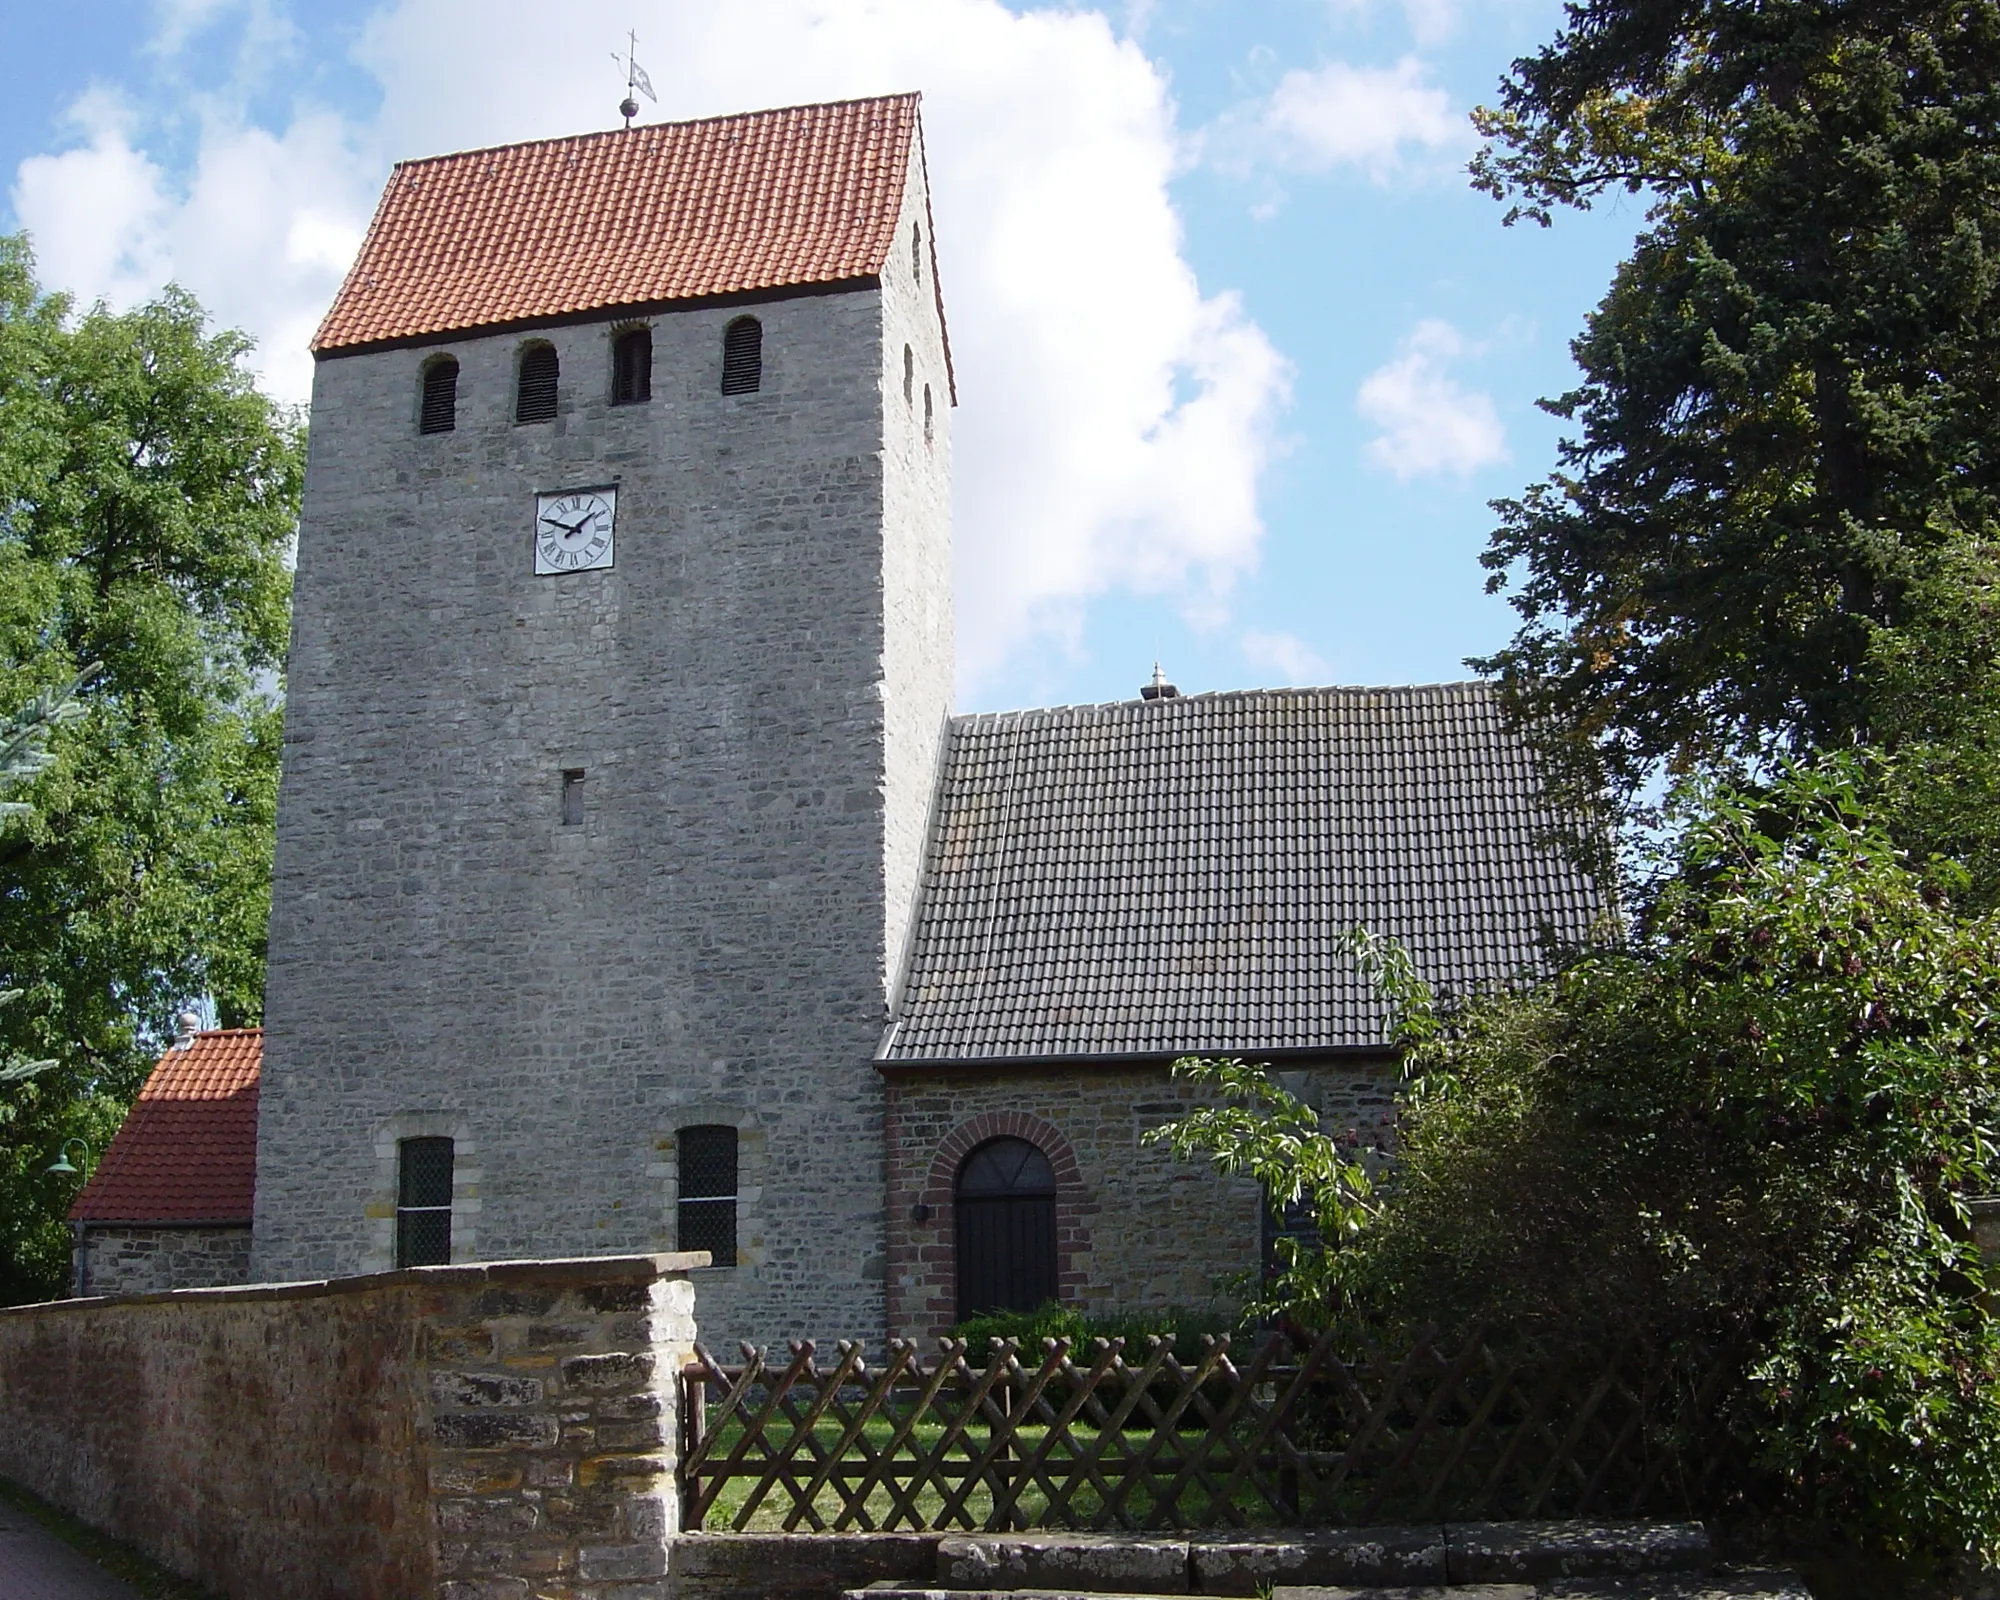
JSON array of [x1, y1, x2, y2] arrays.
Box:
[[931, 1523, 1712, 1596], [844, 1574, 1809, 1600]]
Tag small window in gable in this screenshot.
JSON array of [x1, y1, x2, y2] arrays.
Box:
[[721, 317, 762, 396], [420, 357, 458, 435], [612, 327, 651, 405], [396, 1136, 454, 1267], [903, 344, 914, 406], [923, 383, 934, 446], [912, 222, 923, 284], [677, 1124, 738, 1264], [516, 342, 559, 423]]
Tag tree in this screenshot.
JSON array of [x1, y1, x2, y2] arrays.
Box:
[[1158, 765, 2000, 1564], [0, 236, 299, 1304], [1469, 0, 2000, 834]]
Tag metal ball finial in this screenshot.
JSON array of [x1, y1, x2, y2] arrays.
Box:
[[620, 95, 640, 125]]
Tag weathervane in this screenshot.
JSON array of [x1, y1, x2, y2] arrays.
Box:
[[612, 30, 657, 128]]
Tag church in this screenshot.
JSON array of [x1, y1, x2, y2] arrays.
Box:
[[67, 94, 1598, 1345]]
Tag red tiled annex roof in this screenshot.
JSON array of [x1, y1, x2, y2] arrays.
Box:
[[69, 1029, 260, 1225], [315, 94, 935, 355]]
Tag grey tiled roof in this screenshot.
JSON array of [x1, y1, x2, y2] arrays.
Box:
[[879, 682, 1601, 1064]]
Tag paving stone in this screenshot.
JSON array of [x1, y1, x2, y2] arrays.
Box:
[[1273, 1587, 1533, 1600], [1539, 1572, 1812, 1599], [0, 1499, 144, 1600]]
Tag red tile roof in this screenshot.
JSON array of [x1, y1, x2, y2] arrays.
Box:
[[70, 1029, 260, 1225], [315, 94, 929, 353]]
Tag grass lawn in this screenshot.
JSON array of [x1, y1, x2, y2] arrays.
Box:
[[686, 1408, 1304, 1531]]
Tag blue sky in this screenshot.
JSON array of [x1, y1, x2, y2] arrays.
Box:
[[0, 0, 1644, 715]]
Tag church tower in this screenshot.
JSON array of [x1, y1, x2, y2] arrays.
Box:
[[253, 96, 954, 1343]]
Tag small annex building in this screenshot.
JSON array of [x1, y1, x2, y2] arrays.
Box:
[[67, 93, 1600, 1345], [67, 1028, 261, 1297]]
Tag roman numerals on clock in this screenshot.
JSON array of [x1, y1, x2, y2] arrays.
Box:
[[533, 486, 617, 575]]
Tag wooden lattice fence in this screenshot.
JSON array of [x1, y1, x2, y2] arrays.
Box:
[[679, 1327, 1744, 1533]]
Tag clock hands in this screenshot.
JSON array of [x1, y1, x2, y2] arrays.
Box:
[[539, 511, 598, 541]]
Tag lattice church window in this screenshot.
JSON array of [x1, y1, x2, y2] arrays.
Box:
[[721, 317, 762, 395], [396, 1136, 454, 1267], [677, 1124, 738, 1264], [955, 1136, 1057, 1319], [516, 343, 559, 423]]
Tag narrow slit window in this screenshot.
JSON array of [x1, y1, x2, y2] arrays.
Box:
[[612, 327, 651, 405], [396, 1136, 454, 1267], [677, 1124, 738, 1264], [420, 357, 458, 435], [903, 344, 914, 406], [516, 343, 559, 423], [561, 769, 585, 827], [912, 222, 923, 284], [923, 384, 934, 446], [721, 317, 762, 396]]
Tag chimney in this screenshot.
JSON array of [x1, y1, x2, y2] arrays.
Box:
[[1140, 662, 1179, 701]]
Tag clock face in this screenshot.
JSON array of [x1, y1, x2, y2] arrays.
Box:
[[534, 487, 616, 575]]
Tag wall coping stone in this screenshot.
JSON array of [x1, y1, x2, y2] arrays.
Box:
[[0, 1249, 710, 1316]]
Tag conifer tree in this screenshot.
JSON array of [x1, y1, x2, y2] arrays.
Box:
[[1471, 0, 2000, 840]]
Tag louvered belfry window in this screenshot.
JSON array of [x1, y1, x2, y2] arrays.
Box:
[[396, 1136, 454, 1267], [516, 343, 558, 422], [721, 317, 762, 395], [677, 1124, 738, 1264], [419, 357, 458, 434], [612, 327, 651, 405], [955, 1136, 1058, 1319]]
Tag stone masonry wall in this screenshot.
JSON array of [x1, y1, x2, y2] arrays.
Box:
[[259, 253, 952, 1347], [79, 1224, 251, 1296], [883, 1060, 1400, 1343], [0, 1252, 699, 1600]]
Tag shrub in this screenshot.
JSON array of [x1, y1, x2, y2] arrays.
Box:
[[1156, 760, 2000, 1566], [949, 1301, 1232, 1366]]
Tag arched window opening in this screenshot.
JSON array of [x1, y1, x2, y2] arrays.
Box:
[[611, 326, 652, 405], [516, 342, 559, 423], [677, 1124, 738, 1265], [903, 344, 914, 406], [955, 1136, 1057, 1319], [912, 222, 923, 284], [419, 357, 458, 435], [721, 316, 763, 395], [923, 383, 934, 446]]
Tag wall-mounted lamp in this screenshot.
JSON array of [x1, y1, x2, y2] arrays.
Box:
[[910, 1202, 932, 1224]]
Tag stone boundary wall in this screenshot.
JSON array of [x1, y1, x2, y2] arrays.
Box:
[[0, 1251, 702, 1600]]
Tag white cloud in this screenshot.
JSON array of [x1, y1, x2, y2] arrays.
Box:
[[1241, 628, 1331, 684], [1209, 57, 1462, 179], [12, 93, 173, 312], [1356, 318, 1508, 480], [9, 0, 1291, 697], [12, 97, 373, 401]]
